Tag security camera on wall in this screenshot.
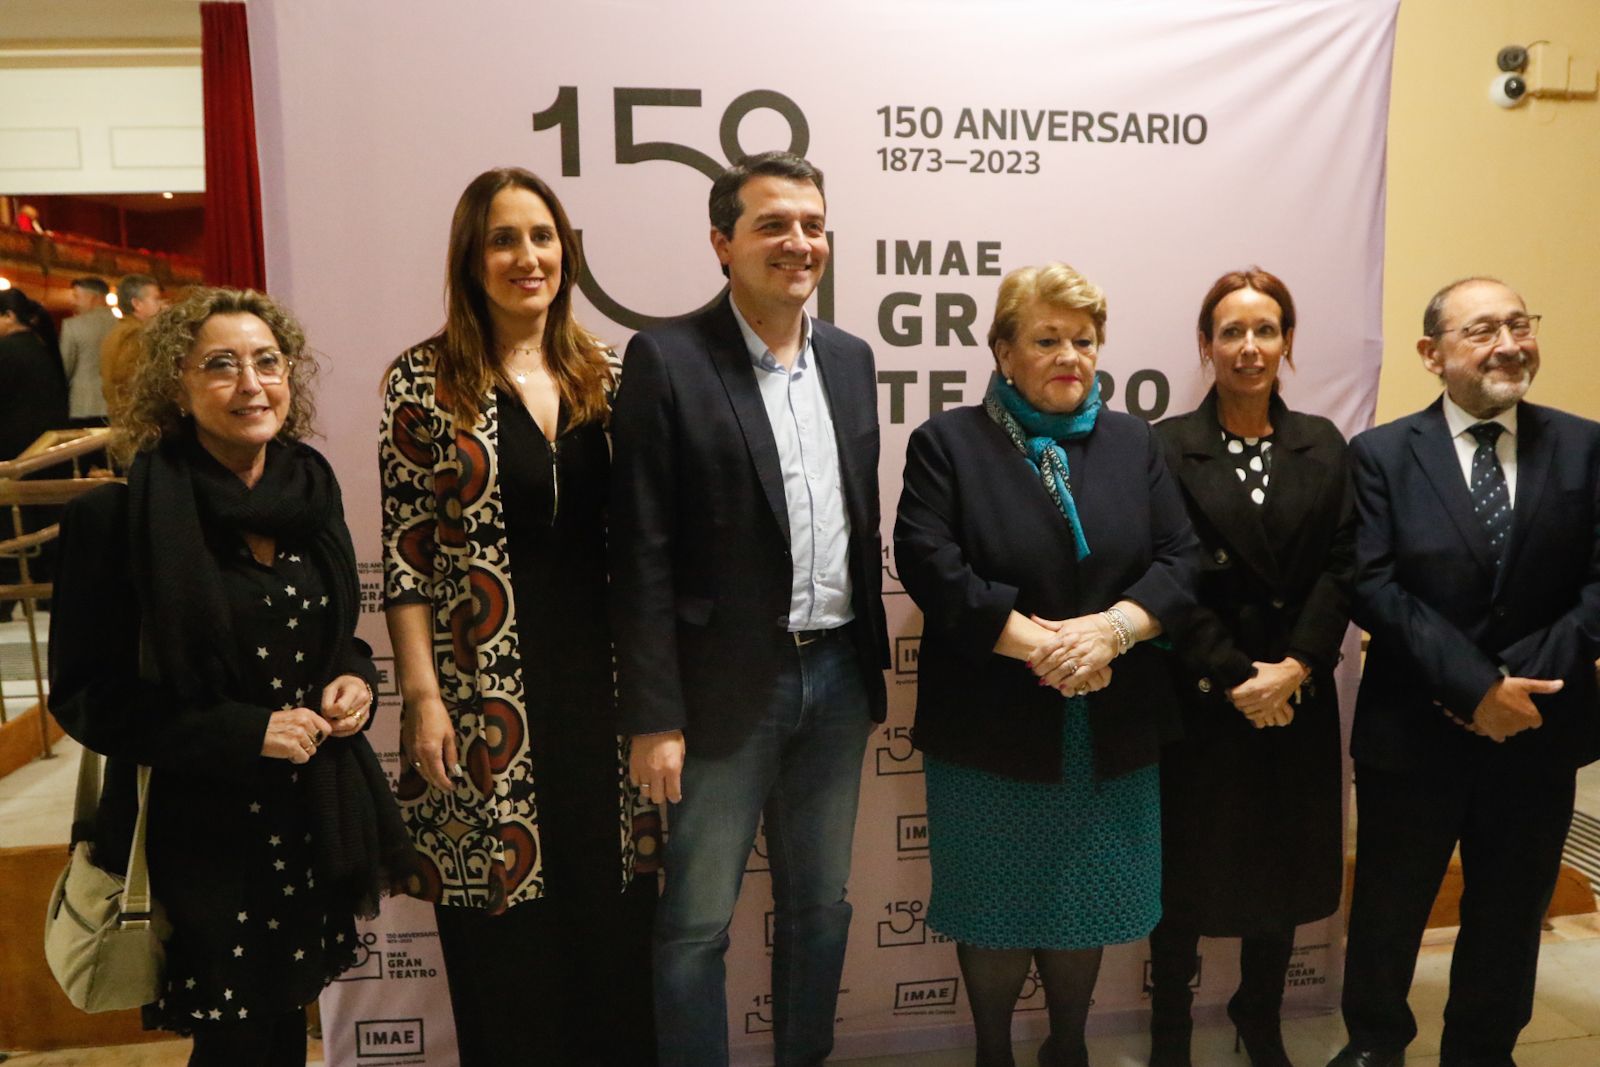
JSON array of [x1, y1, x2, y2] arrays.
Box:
[[1490, 72, 1528, 108]]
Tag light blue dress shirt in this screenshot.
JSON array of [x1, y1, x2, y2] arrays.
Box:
[[731, 301, 855, 631]]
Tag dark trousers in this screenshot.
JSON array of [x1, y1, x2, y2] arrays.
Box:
[[1341, 759, 1576, 1066], [188, 1008, 306, 1067], [436, 876, 658, 1066]]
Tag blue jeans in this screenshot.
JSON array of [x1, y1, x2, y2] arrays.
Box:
[[654, 630, 873, 1067]]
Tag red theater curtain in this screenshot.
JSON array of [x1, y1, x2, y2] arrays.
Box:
[[200, 2, 267, 290]]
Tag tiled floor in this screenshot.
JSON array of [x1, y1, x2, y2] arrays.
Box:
[[5, 923, 1600, 1066], [5, 630, 1599, 1065]]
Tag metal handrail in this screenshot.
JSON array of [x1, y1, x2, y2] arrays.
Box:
[[0, 427, 112, 481], [0, 524, 59, 558], [1, 429, 115, 758]]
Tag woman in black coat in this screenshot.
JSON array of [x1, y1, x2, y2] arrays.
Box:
[[49, 288, 413, 1067], [1147, 268, 1354, 1067]]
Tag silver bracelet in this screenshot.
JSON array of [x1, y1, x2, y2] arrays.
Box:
[[1102, 607, 1134, 656]]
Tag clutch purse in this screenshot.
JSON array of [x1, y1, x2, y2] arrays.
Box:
[[44, 750, 170, 1013]]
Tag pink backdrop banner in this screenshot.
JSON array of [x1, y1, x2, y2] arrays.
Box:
[[247, 1, 1399, 1061]]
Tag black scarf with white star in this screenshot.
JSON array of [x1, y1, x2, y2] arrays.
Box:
[[127, 428, 414, 919]]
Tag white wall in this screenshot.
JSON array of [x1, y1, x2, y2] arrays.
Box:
[[0, 64, 203, 194]]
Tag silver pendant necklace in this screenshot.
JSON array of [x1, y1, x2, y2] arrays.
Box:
[[505, 344, 543, 385]]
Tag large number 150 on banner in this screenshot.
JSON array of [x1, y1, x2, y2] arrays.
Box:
[[250, 2, 1396, 1062]]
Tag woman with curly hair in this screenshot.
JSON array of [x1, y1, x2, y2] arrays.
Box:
[[380, 167, 657, 1063], [49, 287, 414, 1067]]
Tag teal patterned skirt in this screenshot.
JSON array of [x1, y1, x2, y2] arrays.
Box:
[[924, 695, 1162, 949]]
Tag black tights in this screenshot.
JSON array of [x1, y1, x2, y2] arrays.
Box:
[[957, 942, 1103, 1067]]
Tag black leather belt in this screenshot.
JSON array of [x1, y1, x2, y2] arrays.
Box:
[[791, 625, 845, 647]]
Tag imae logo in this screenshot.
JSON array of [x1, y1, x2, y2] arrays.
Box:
[[894, 977, 960, 1013], [355, 1018, 423, 1058], [894, 635, 921, 677], [896, 813, 929, 857]]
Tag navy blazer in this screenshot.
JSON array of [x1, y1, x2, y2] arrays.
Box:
[[608, 294, 890, 755], [894, 404, 1200, 782], [1351, 397, 1600, 771]]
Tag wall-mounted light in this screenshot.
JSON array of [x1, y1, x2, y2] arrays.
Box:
[[0, 276, 11, 291], [161, 192, 174, 200]]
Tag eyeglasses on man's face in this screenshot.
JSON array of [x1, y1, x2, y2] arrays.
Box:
[[1435, 314, 1541, 347]]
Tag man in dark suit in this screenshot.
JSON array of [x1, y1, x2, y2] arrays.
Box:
[[1329, 278, 1600, 1067], [609, 151, 889, 1067]]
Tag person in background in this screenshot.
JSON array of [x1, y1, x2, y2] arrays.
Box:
[[59, 276, 116, 424], [894, 263, 1198, 1067], [50, 287, 413, 1067], [0, 286, 71, 619], [101, 273, 167, 416], [0, 286, 68, 461], [1149, 268, 1353, 1067], [380, 167, 657, 1065]]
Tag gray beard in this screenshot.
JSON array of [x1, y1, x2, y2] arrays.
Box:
[[1470, 369, 1532, 414]]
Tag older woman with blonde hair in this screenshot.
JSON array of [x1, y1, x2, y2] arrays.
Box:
[[50, 287, 413, 1067], [895, 263, 1199, 1067]]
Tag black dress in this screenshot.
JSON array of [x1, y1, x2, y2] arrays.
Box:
[[149, 548, 358, 1029], [497, 390, 632, 897], [430, 393, 655, 1065], [49, 485, 370, 1034]]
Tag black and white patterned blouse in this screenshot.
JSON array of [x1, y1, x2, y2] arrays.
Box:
[[1222, 428, 1274, 507]]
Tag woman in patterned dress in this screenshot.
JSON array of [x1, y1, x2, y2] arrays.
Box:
[[379, 167, 658, 1064], [50, 288, 412, 1067], [1147, 269, 1353, 1067], [894, 263, 1200, 1067]]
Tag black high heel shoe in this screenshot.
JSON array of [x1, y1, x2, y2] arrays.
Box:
[[1038, 1034, 1090, 1067], [1226, 996, 1293, 1067]]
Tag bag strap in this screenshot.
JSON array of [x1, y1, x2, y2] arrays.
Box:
[[121, 765, 154, 923], [69, 746, 103, 841], [69, 747, 155, 922]]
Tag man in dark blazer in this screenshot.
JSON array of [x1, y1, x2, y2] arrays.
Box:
[[609, 151, 889, 1067], [1329, 278, 1600, 1067]]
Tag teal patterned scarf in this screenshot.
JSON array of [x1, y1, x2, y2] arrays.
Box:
[[983, 371, 1101, 560]]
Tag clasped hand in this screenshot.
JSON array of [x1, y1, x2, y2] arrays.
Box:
[[260, 674, 371, 763], [1227, 659, 1307, 729], [1462, 676, 1561, 742], [1027, 614, 1116, 696]]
